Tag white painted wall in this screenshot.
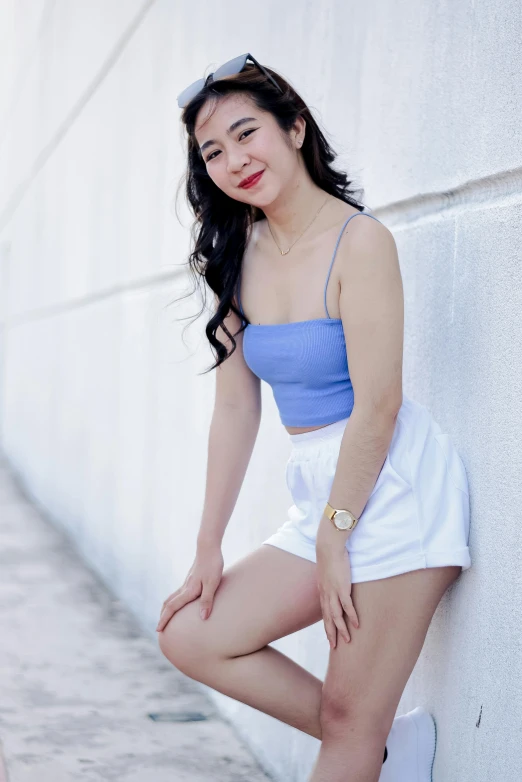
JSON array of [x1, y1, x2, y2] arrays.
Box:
[[0, 1, 520, 780]]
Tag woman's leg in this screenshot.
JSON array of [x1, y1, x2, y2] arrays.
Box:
[[158, 544, 325, 737], [310, 564, 461, 782], [159, 546, 460, 776]]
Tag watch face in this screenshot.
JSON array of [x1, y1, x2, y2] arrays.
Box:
[[333, 510, 352, 530]]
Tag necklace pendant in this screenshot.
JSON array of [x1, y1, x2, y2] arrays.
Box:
[[281, 248, 290, 256]]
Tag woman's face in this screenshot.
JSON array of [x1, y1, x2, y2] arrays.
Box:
[[194, 93, 303, 208]]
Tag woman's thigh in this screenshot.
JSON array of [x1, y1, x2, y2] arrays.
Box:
[[320, 565, 461, 734], [159, 544, 323, 663]]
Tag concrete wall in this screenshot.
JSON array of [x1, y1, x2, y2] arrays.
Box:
[[0, 1, 521, 780]]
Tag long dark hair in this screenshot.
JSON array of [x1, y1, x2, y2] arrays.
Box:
[[175, 61, 367, 373]]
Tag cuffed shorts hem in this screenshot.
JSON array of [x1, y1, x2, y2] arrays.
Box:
[[262, 394, 471, 584], [262, 538, 472, 583]]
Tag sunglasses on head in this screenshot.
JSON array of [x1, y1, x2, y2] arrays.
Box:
[[176, 52, 283, 109]]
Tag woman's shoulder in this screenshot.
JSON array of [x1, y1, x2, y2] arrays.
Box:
[[242, 218, 268, 268]]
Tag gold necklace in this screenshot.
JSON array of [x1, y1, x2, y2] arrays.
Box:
[[267, 195, 331, 256]]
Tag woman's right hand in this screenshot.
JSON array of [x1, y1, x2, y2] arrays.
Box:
[[156, 543, 224, 632]]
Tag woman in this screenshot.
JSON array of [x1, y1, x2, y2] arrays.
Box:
[[156, 53, 471, 782]]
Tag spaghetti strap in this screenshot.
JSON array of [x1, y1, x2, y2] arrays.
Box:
[[323, 211, 382, 318]]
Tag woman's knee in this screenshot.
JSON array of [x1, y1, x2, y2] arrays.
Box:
[[319, 687, 392, 742], [158, 600, 212, 676]]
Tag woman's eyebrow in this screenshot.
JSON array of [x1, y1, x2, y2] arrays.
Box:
[[199, 117, 258, 154]]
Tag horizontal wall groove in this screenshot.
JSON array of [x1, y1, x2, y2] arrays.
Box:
[[0, 0, 58, 154], [377, 165, 522, 228], [2, 266, 184, 327], [4, 161, 522, 327]]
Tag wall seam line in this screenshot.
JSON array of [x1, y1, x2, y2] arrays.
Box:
[[0, 0, 158, 233]]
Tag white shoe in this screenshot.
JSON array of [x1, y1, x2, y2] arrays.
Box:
[[379, 706, 437, 782]]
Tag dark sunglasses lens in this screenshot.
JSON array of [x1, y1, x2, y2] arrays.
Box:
[[177, 54, 252, 108], [213, 53, 249, 80], [177, 77, 205, 108]]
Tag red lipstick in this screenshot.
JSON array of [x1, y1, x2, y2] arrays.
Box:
[[239, 170, 265, 189]]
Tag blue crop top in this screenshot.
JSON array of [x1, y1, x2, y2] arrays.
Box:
[[236, 211, 382, 427]]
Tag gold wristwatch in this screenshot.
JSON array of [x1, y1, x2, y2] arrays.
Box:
[[324, 501, 359, 532]]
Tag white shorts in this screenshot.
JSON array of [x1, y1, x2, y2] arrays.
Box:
[[262, 394, 471, 583]]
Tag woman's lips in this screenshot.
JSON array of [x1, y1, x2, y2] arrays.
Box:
[[239, 170, 265, 188]]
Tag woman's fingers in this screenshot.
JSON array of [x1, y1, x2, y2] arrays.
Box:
[[156, 601, 180, 632], [156, 596, 184, 631], [320, 591, 360, 648], [317, 550, 359, 649], [161, 587, 182, 611], [341, 594, 360, 630], [330, 595, 351, 644], [320, 596, 338, 649], [199, 578, 220, 620], [156, 586, 199, 632]]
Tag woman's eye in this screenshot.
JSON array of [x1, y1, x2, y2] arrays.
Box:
[[206, 128, 257, 162]]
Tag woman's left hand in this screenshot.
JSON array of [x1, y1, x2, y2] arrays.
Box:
[[316, 533, 360, 649]]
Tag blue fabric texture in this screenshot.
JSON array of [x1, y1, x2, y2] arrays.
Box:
[[236, 211, 383, 427]]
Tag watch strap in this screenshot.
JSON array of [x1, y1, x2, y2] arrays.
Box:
[[324, 501, 359, 530]]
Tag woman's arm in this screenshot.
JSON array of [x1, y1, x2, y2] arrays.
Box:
[[318, 217, 403, 546], [315, 217, 404, 645], [156, 297, 261, 630], [197, 295, 262, 549]]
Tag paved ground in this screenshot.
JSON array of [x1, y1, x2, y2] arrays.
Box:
[[0, 456, 272, 782]]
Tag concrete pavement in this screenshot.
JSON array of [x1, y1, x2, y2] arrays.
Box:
[[0, 456, 272, 782]]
